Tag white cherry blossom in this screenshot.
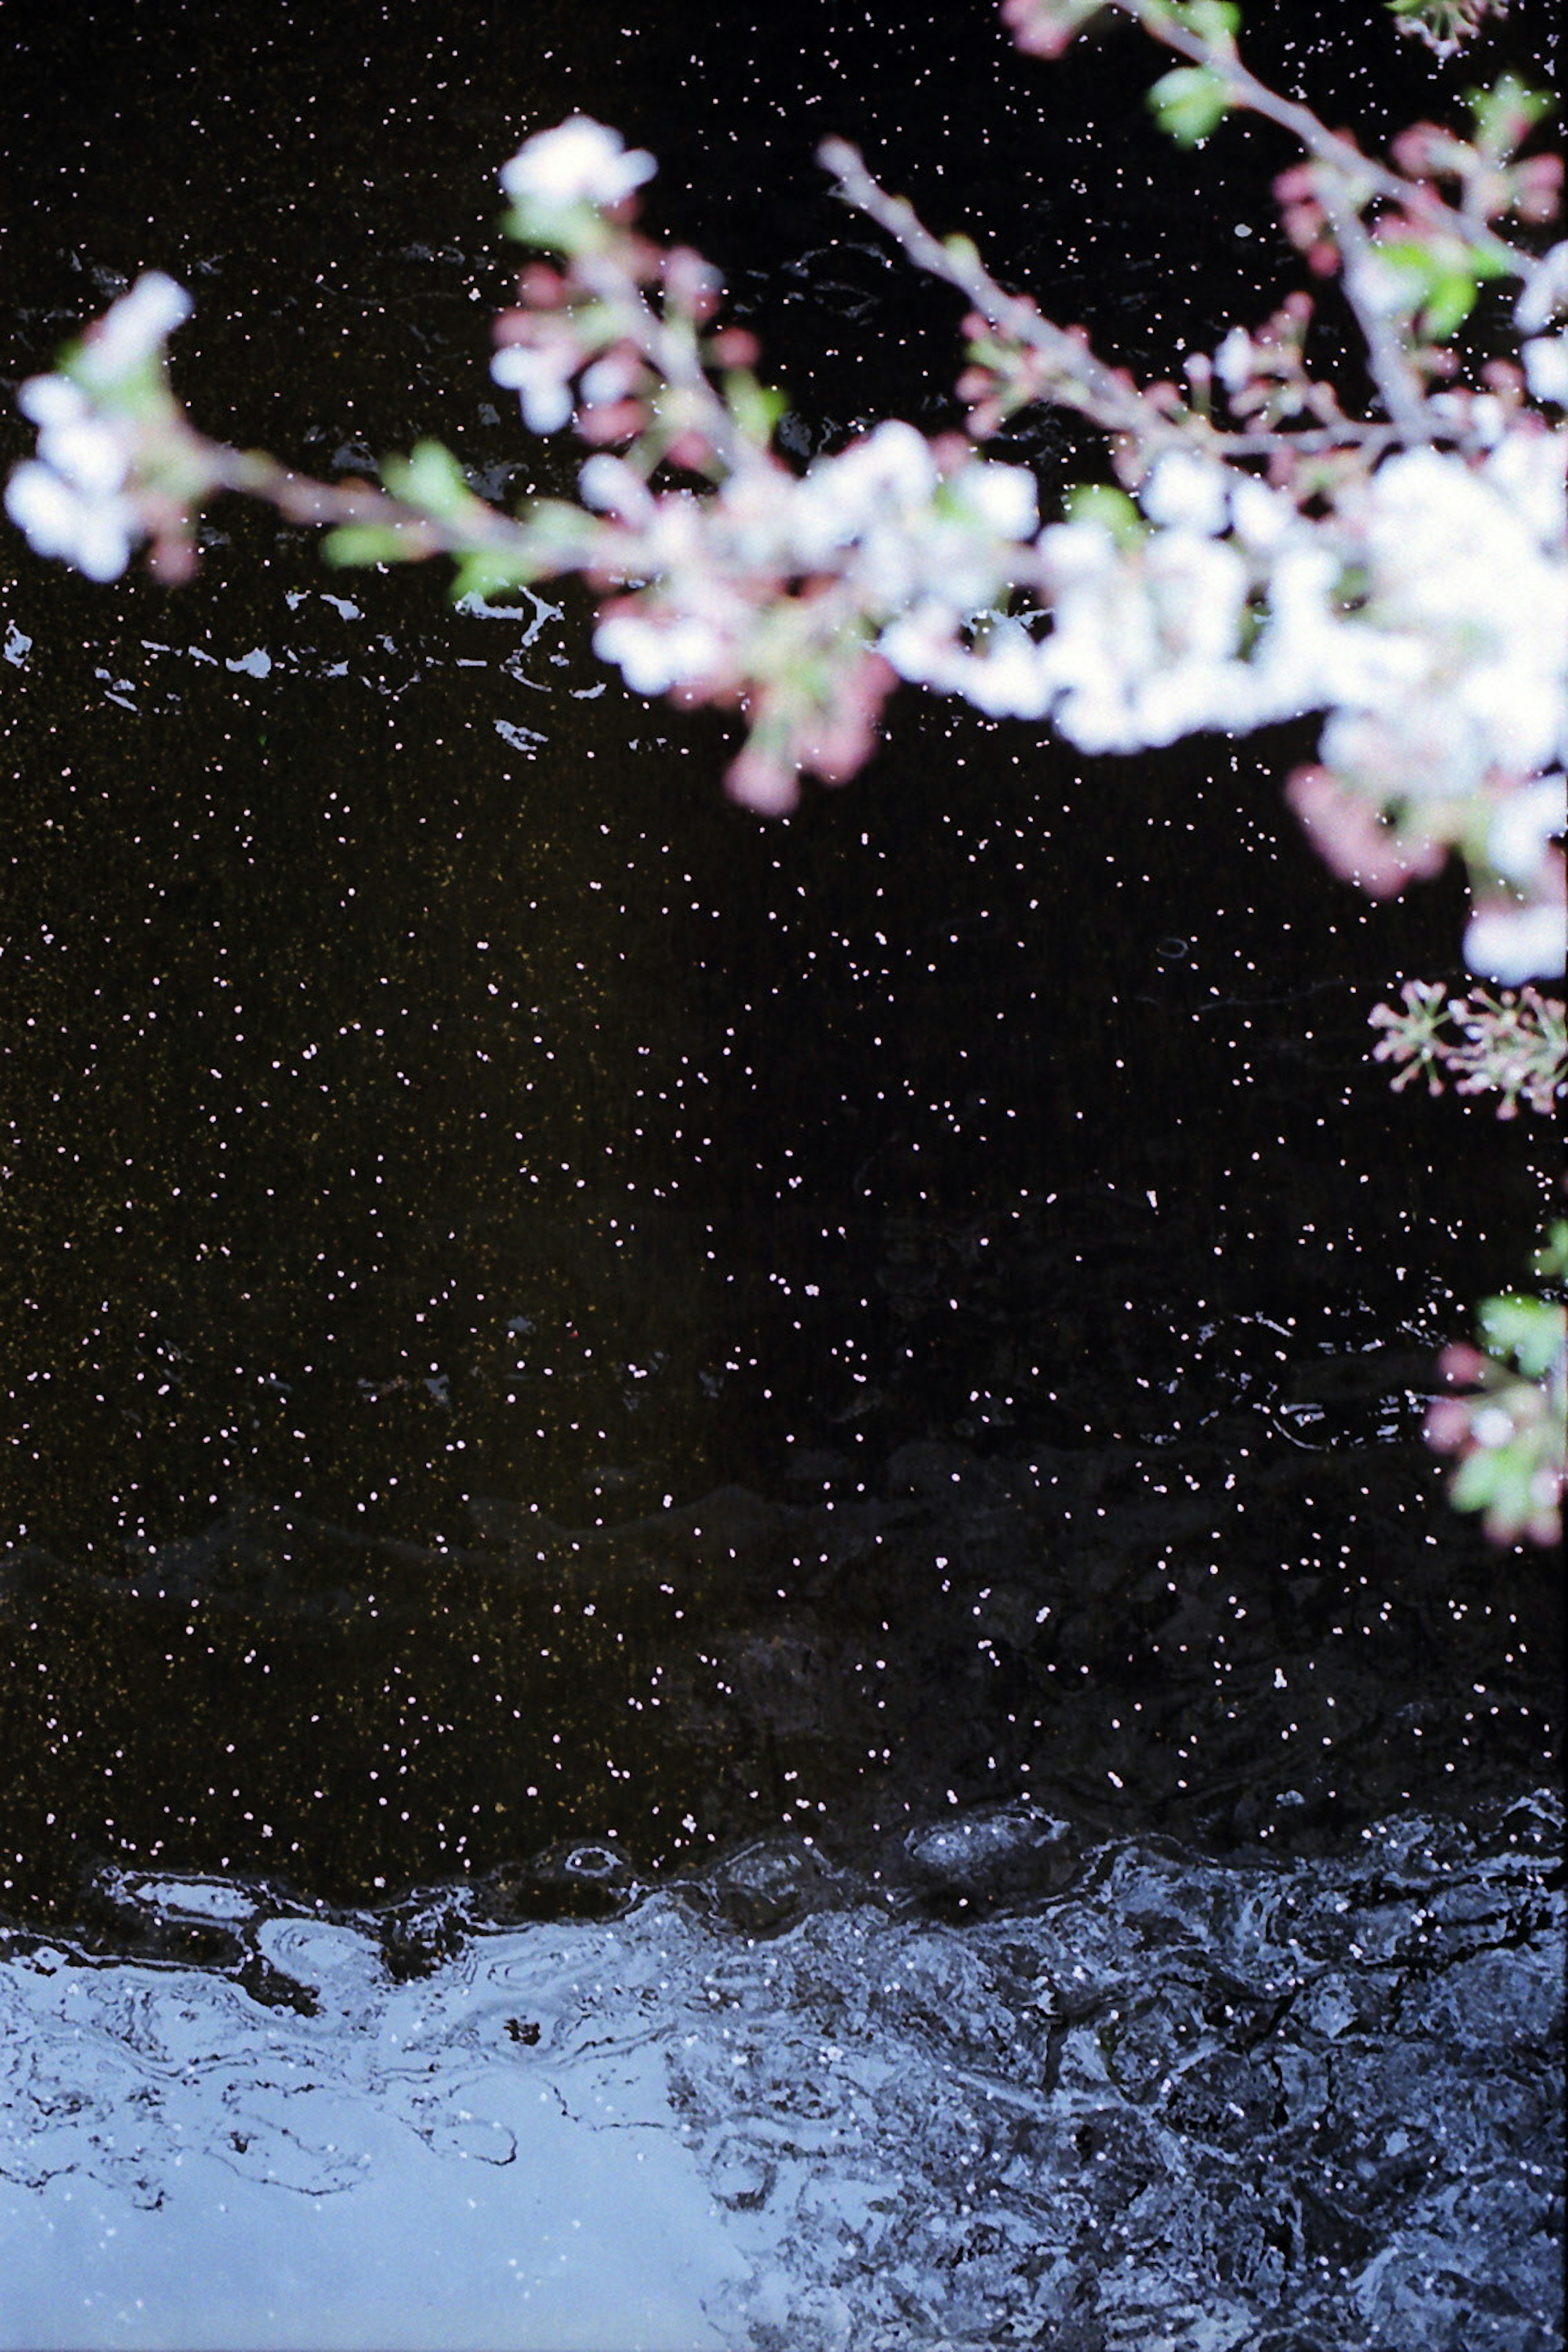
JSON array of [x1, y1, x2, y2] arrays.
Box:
[[1523, 334, 1568, 405], [1139, 448, 1229, 536], [500, 119, 655, 212], [880, 608, 1053, 719], [4, 457, 136, 580], [1515, 239, 1568, 334], [593, 607, 731, 694], [1488, 776, 1567, 886], [577, 454, 655, 520], [490, 340, 577, 433], [1466, 894, 1568, 985], [1033, 516, 1252, 752], [7, 373, 140, 578], [18, 374, 128, 495], [79, 273, 192, 382]]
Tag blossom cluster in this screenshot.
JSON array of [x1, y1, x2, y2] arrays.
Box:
[[4, 274, 200, 581], [468, 125, 1049, 809], [579, 422, 1043, 812], [474, 81, 1568, 974], [4, 22, 1566, 1536], [1370, 978, 1566, 1117], [1388, 0, 1510, 62], [7, 101, 1564, 977], [1282, 437, 1565, 985]]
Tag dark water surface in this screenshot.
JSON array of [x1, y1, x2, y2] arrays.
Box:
[[0, 2, 1561, 2345]]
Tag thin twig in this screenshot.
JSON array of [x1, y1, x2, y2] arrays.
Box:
[[1323, 194, 1435, 443], [1106, 0, 1528, 274], [821, 140, 1449, 464], [575, 252, 752, 481], [819, 137, 1186, 448], [211, 446, 595, 569]]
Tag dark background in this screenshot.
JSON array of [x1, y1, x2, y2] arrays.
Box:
[[0, 0, 1559, 1920]]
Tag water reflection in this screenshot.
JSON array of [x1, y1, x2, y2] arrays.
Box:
[[2, 1796, 1559, 2351], [1, 3, 1561, 2341]]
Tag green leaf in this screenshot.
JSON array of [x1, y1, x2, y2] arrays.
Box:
[[322, 522, 422, 567], [1451, 1439, 1541, 1538], [1375, 240, 1503, 340], [1450, 1441, 1514, 1512], [1179, 0, 1241, 41], [725, 372, 789, 448], [1478, 1293, 1567, 1381], [1530, 1221, 1568, 1285], [502, 194, 610, 255], [382, 439, 476, 521], [1422, 270, 1482, 339], [1468, 72, 1554, 156], [450, 548, 548, 601], [1062, 483, 1144, 545], [1149, 64, 1234, 146]]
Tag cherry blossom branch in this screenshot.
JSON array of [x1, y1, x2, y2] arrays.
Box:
[[818, 138, 1188, 450], [1096, 0, 1532, 262], [823, 136, 1443, 462], [1002, 0, 1559, 444], [1426, 1223, 1567, 1547], [211, 447, 534, 552], [1315, 184, 1437, 443], [5, 73, 1564, 1543]]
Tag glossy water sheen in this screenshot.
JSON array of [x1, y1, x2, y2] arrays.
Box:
[[0, 1, 1561, 2345], [1, 1795, 1560, 2350]]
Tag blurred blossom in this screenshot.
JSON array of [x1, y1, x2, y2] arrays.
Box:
[[952, 623, 1054, 719], [787, 427, 1036, 613], [1261, 438, 1568, 958], [78, 272, 192, 383], [6, 276, 198, 581], [7, 375, 139, 579], [1482, 427, 1567, 545], [1214, 325, 1256, 397], [959, 460, 1039, 541], [1247, 542, 1423, 715], [593, 606, 732, 695], [724, 744, 800, 815], [881, 608, 1053, 720], [577, 454, 654, 519], [500, 119, 655, 211], [1285, 766, 1448, 898], [5, 457, 136, 580], [1515, 238, 1568, 333], [579, 353, 643, 407], [789, 423, 938, 573], [1139, 448, 1229, 536], [1465, 887, 1568, 984], [1522, 333, 1568, 403], [1488, 775, 1566, 886], [1356, 448, 1567, 783], [18, 374, 129, 495], [1034, 517, 1253, 751], [490, 339, 578, 432]]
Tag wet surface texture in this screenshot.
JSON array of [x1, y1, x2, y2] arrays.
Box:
[[2, 1795, 1560, 2350], [0, 0, 1562, 2344]]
